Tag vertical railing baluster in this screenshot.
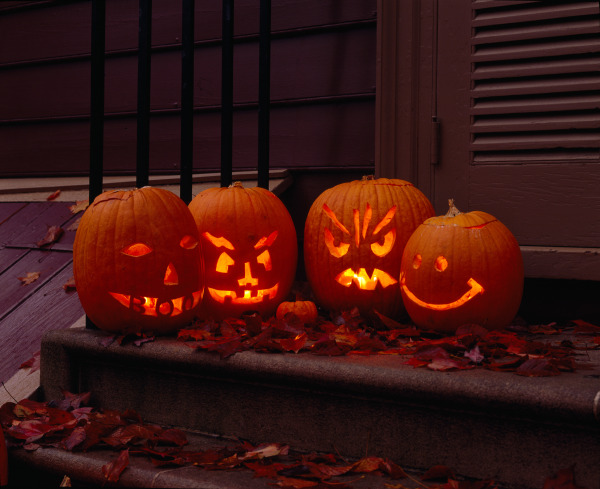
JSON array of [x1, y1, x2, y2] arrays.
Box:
[[221, 0, 234, 188], [136, 0, 152, 188], [88, 0, 106, 330], [90, 0, 105, 203], [180, 0, 195, 204], [257, 0, 271, 190]]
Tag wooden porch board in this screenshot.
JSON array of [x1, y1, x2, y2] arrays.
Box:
[[0, 201, 84, 386], [0, 261, 82, 384]]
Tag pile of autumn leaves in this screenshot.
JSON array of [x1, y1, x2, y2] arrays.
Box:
[[3, 312, 598, 485], [175, 309, 600, 377], [1, 391, 495, 488]]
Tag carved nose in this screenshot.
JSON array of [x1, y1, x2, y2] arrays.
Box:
[[164, 263, 179, 285], [237, 262, 258, 287]]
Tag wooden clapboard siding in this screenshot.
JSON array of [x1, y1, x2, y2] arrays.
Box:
[[2, 100, 374, 175], [0, 0, 376, 176]]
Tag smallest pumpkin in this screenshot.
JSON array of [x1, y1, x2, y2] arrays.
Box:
[[276, 300, 318, 323], [400, 200, 523, 333]]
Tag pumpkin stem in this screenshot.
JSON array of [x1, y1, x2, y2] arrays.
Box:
[[362, 175, 375, 181], [230, 181, 244, 189], [445, 199, 462, 217]]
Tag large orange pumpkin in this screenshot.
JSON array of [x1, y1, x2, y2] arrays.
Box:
[[189, 182, 297, 320], [73, 187, 204, 335], [400, 200, 524, 333], [304, 176, 435, 318]]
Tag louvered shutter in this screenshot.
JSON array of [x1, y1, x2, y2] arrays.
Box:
[[470, 0, 600, 164]]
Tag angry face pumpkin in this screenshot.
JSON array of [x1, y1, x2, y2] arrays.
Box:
[[303, 176, 435, 318], [73, 187, 204, 335], [189, 182, 297, 320]]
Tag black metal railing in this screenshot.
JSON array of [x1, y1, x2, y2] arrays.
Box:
[[88, 0, 272, 205]]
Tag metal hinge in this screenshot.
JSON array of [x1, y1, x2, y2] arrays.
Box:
[[431, 116, 441, 165]]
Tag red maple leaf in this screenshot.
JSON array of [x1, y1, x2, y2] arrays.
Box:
[[102, 448, 129, 482], [543, 465, 588, 489]]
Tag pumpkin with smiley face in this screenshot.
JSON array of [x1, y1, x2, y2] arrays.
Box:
[[304, 176, 435, 318], [73, 187, 204, 335], [400, 200, 524, 333], [189, 181, 297, 320]]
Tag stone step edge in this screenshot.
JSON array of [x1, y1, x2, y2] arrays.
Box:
[[40, 328, 600, 429]]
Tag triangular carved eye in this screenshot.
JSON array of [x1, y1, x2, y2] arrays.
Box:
[[216, 252, 235, 273], [121, 243, 153, 257]]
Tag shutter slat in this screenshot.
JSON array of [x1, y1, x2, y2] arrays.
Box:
[[471, 132, 600, 151], [472, 57, 600, 80], [472, 113, 600, 133], [470, 0, 600, 165], [471, 74, 600, 98], [471, 94, 600, 115], [472, 38, 600, 63], [473, 150, 599, 164], [473, 2, 597, 26], [473, 18, 599, 45]]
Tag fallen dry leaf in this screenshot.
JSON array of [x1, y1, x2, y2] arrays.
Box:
[[36, 225, 64, 247], [46, 190, 61, 201], [543, 465, 587, 489], [102, 448, 129, 482], [18, 271, 40, 286], [69, 200, 89, 214], [65, 217, 81, 232], [63, 276, 76, 291], [19, 351, 41, 374]]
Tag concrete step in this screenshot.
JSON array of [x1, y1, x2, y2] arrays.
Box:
[[13, 328, 600, 488]]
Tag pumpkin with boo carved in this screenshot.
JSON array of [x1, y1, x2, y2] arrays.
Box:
[[189, 182, 297, 320], [304, 176, 435, 318], [73, 187, 204, 335], [400, 200, 523, 333]]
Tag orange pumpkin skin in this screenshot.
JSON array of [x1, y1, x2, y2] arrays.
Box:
[[276, 300, 318, 323], [73, 187, 204, 335], [400, 201, 524, 333], [304, 176, 435, 318], [189, 182, 297, 320]]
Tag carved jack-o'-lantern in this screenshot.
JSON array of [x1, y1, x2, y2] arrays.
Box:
[[304, 176, 435, 318], [189, 182, 297, 320], [73, 187, 204, 335], [400, 200, 523, 333]]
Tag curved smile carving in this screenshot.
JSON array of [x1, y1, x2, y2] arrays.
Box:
[[400, 273, 484, 311]]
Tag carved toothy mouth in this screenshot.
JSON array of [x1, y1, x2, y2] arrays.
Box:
[[207, 284, 279, 305], [399, 273, 484, 311], [109, 290, 202, 317], [335, 268, 398, 291]]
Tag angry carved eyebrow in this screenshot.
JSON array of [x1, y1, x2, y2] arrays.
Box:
[[203, 232, 234, 250], [372, 206, 397, 235], [322, 204, 350, 235]]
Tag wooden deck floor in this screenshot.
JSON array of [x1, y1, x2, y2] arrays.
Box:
[[0, 201, 84, 384]]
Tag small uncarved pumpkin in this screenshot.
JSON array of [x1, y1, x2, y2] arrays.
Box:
[[304, 176, 434, 318], [73, 187, 204, 335], [400, 200, 524, 333], [189, 182, 297, 320], [276, 300, 318, 323]]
